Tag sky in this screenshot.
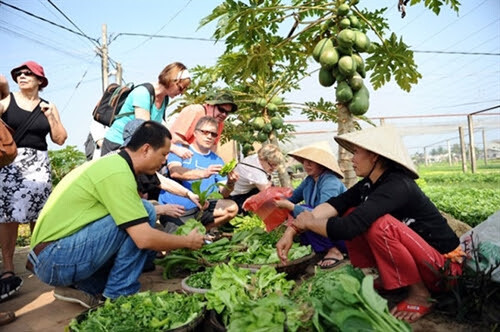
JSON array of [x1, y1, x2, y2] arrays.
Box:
[[1, 0, 499, 156]]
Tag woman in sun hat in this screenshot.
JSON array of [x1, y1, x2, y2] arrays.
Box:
[[0, 61, 67, 299], [274, 141, 347, 269], [101, 62, 191, 155], [276, 125, 463, 323]]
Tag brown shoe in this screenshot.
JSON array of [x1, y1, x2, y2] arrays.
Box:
[[0, 311, 16, 326], [53, 286, 102, 309]]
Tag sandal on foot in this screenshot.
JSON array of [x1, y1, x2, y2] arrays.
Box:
[[317, 257, 345, 270], [0, 311, 16, 326], [393, 300, 432, 323], [0, 272, 23, 301]]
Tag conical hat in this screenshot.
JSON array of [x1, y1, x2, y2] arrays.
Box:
[[334, 125, 419, 179], [288, 141, 344, 179]]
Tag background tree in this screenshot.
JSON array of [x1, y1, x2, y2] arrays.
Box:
[[189, 0, 460, 187]]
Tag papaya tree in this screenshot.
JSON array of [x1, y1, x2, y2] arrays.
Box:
[[195, 0, 460, 187]]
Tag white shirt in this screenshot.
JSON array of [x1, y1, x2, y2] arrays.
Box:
[[231, 154, 270, 195]]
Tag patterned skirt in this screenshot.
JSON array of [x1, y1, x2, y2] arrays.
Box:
[[0, 147, 52, 223]]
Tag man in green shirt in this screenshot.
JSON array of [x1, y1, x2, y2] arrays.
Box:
[[27, 121, 204, 308]]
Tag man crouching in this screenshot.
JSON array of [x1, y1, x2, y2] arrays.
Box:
[[27, 121, 204, 308]]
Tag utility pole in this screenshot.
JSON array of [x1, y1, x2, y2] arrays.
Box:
[[101, 24, 109, 91], [467, 114, 476, 173], [116, 63, 123, 85], [459, 126, 467, 173]]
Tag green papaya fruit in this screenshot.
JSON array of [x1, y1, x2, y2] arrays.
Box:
[[338, 55, 357, 77], [337, 4, 350, 16], [257, 132, 268, 143], [337, 29, 356, 47], [312, 38, 334, 62], [336, 81, 353, 103], [270, 95, 283, 105], [267, 103, 278, 112], [351, 53, 364, 71], [358, 66, 366, 78], [348, 15, 360, 29], [348, 84, 369, 115], [255, 97, 267, 107], [354, 31, 370, 52], [339, 18, 351, 29], [252, 117, 265, 130], [270, 116, 283, 129], [262, 123, 273, 134], [319, 47, 339, 69], [336, 45, 352, 56], [348, 73, 363, 91], [319, 67, 336, 87]]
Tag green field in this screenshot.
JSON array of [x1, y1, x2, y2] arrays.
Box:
[[417, 161, 500, 227]]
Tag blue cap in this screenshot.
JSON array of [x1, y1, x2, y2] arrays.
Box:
[[121, 119, 146, 147]]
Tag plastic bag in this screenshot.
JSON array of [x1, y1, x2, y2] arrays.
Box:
[[460, 210, 500, 283], [243, 187, 293, 232]]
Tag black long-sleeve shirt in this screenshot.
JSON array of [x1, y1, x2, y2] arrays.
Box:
[[325, 169, 459, 254]]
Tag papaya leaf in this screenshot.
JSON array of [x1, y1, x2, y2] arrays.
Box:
[[365, 33, 422, 92], [410, 0, 461, 15]]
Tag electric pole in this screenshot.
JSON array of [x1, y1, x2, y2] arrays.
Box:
[[101, 24, 109, 91], [116, 63, 123, 85]]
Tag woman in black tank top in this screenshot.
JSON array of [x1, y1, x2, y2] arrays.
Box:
[[0, 61, 67, 301]]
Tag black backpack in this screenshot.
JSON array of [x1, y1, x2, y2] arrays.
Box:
[[92, 83, 155, 126]]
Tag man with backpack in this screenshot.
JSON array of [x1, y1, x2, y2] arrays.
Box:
[[99, 62, 191, 155], [168, 90, 238, 159], [27, 121, 205, 308]]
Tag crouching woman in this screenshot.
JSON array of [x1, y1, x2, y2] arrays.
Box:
[[276, 125, 463, 323]]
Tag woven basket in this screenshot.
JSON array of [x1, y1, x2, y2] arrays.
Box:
[[69, 296, 206, 332], [181, 275, 210, 294]]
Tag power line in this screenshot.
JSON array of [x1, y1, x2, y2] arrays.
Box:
[[0, 0, 99, 44], [413, 50, 499, 56], [121, 0, 193, 52], [111, 32, 218, 43], [47, 0, 100, 47]]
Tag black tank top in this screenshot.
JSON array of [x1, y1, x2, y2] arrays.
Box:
[[1, 93, 50, 151]]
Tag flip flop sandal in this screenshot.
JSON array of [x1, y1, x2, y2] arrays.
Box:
[[0, 311, 16, 326], [394, 300, 433, 323], [317, 257, 344, 270], [0, 272, 23, 301]]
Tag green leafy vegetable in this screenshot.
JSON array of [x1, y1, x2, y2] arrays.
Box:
[[219, 159, 237, 176], [174, 218, 206, 235], [68, 291, 205, 332], [294, 265, 411, 332], [185, 267, 214, 289]]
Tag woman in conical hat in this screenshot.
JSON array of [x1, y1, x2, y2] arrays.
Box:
[[275, 141, 348, 269], [277, 126, 463, 324]]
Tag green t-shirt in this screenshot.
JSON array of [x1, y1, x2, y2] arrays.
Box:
[[31, 152, 148, 248]]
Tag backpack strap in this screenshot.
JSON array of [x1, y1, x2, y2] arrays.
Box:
[[239, 162, 271, 180], [115, 83, 157, 119]]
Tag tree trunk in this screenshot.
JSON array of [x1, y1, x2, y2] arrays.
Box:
[[270, 135, 291, 188], [337, 104, 357, 188]]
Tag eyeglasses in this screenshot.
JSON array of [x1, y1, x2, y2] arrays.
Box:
[[216, 105, 231, 115], [196, 129, 218, 138], [14, 69, 35, 78], [175, 80, 189, 93]]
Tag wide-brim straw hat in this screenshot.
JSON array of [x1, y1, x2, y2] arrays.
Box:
[[334, 125, 419, 179], [288, 141, 344, 179]]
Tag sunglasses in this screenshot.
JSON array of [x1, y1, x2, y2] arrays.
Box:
[[175, 80, 189, 93], [196, 129, 218, 138], [14, 69, 35, 78], [216, 105, 231, 115]]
